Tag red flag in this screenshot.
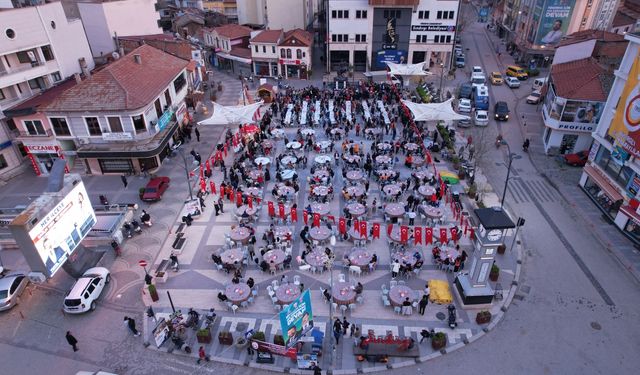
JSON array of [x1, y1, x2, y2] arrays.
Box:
[[268, 201, 275, 217], [400, 225, 409, 243], [469, 228, 475, 240], [248, 196, 253, 209], [313, 213, 321, 227], [303, 211, 309, 224], [439, 228, 448, 243], [205, 159, 211, 174], [200, 179, 207, 192], [223, 144, 228, 157], [387, 224, 393, 236], [278, 203, 285, 219], [359, 221, 367, 238], [209, 181, 216, 194], [338, 217, 346, 234], [236, 192, 243, 206], [327, 215, 335, 224], [372, 222, 380, 239], [414, 226, 422, 245], [450, 227, 459, 243], [425, 227, 433, 244], [290, 207, 298, 222]]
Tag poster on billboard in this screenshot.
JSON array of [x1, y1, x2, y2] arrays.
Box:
[[28, 181, 96, 276], [535, 0, 576, 46], [375, 50, 407, 69], [279, 290, 313, 348], [608, 51, 640, 157]]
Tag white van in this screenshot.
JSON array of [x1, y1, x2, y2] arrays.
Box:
[[471, 73, 486, 89], [533, 77, 548, 91]]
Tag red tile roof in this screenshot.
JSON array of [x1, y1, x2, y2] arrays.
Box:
[[550, 58, 611, 101], [117, 34, 177, 42], [280, 29, 313, 47], [230, 47, 252, 59], [612, 10, 636, 27], [43, 44, 188, 112], [3, 78, 77, 116], [556, 29, 625, 47], [214, 24, 252, 39], [251, 29, 283, 43]]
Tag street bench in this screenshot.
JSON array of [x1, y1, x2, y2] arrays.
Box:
[[154, 259, 171, 283]]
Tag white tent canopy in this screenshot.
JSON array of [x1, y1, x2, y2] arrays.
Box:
[[197, 101, 263, 125], [385, 61, 432, 76], [401, 99, 470, 122]]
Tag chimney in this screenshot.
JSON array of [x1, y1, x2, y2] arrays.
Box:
[[73, 73, 82, 84], [78, 57, 90, 79], [119, 46, 124, 58], [134, 54, 142, 64]]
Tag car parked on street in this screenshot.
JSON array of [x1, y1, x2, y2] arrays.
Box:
[[458, 83, 473, 99], [505, 76, 521, 88], [456, 116, 472, 128], [490, 72, 503, 85], [458, 98, 472, 113], [63, 267, 111, 314], [474, 110, 489, 126], [0, 273, 29, 311], [562, 150, 589, 167], [455, 55, 465, 68], [472, 66, 483, 75], [494, 101, 510, 121], [527, 91, 542, 104], [142, 176, 170, 202]]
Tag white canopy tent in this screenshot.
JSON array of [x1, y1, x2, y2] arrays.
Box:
[[197, 101, 264, 125], [385, 61, 432, 77], [401, 99, 470, 122]]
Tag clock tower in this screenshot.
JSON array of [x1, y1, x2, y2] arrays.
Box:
[[455, 207, 515, 305]]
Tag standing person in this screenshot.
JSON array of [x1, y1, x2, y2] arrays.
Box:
[[418, 295, 429, 315], [195, 126, 201, 142], [124, 316, 141, 336], [65, 331, 78, 352], [342, 317, 350, 335], [197, 346, 209, 364], [350, 323, 356, 337], [121, 175, 128, 188], [140, 162, 148, 177], [313, 364, 322, 375], [333, 326, 341, 345]]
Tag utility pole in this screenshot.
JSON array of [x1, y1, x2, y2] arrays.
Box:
[[177, 148, 194, 201]]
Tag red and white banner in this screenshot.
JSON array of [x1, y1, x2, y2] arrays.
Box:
[[450, 227, 458, 243], [267, 201, 275, 217], [278, 203, 285, 219], [290, 207, 297, 222], [414, 226, 422, 245], [400, 225, 409, 243], [372, 222, 380, 239], [359, 221, 367, 238], [303, 211, 309, 225], [313, 213, 321, 227], [425, 227, 433, 244], [439, 228, 448, 243], [338, 217, 346, 234]]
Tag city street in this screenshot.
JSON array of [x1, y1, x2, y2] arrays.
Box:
[[0, 3, 639, 375]]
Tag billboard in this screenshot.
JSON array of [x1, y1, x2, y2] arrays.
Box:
[[28, 181, 96, 276], [535, 0, 576, 46], [279, 290, 313, 348], [375, 50, 407, 69], [608, 51, 640, 158]]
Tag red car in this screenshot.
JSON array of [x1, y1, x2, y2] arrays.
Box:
[[141, 176, 170, 201], [562, 150, 588, 167]]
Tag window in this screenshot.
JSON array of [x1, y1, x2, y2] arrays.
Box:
[[332, 34, 349, 42], [437, 11, 442, 19], [131, 115, 146, 134], [272, 46, 276, 53], [416, 35, 428, 43], [356, 10, 367, 18], [263, 45, 266, 53], [173, 73, 186, 93], [28, 77, 45, 90], [17, 51, 32, 64], [281, 49, 286, 58], [50, 117, 71, 136], [332, 10, 336, 18], [5, 28, 15, 39], [52, 71, 61, 82], [446, 35, 452, 43], [296, 49, 302, 59], [355, 34, 367, 43], [0, 88, 4, 100], [434, 35, 440, 43], [24, 120, 46, 136], [418, 10, 430, 19], [0, 155, 7, 170], [107, 117, 123, 133], [332, 10, 349, 18], [164, 89, 172, 106], [255, 45, 259, 52], [85, 117, 102, 136], [154, 99, 162, 118], [287, 49, 292, 59], [41, 45, 54, 61], [437, 11, 454, 19], [344, 10, 349, 18], [383, 10, 400, 19]]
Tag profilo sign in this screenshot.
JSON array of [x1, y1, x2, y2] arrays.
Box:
[[411, 25, 456, 32]]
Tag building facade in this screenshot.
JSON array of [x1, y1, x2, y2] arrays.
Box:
[[0, 1, 94, 180], [327, 0, 459, 72], [237, 0, 315, 31], [249, 29, 284, 77], [204, 24, 253, 75], [277, 29, 313, 79], [579, 32, 640, 244]]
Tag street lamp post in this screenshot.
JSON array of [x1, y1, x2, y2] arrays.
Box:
[[176, 148, 194, 201], [499, 140, 521, 208], [438, 63, 445, 102], [324, 251, 335, 372]]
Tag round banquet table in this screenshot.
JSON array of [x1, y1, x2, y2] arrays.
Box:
[[305, 250, 328, 268], [377, 169, 397, 180], [383, 184, 402, 197], [388, 285, 418, 307], [392, 251, 418, 268], [309, 226, 332, 241], [348, 227, 367, 241], [229, 227, 251, 243], [245, 187, 262, 197], [271, 129, 285, 138], [263, 249, 286, 266], [418, 185, 436, 198], [377, 143, 393, 152], [314, 155, 333, 164], [349, 248, 373, 268], [345, 185, 365, 198], [225, 284, 251, 304], [247, 170, 263, 181], [346, 202, 366, 217], [312, 170, 330, 180], [310, 202, 331, 216], [410, 156, 425, 167], [275, 283, 301, 305], [221, 248, 244, 266], [301, 128, 316, 136], [281, 155, 298, 166], [330, 128, 345, 138], [343, 154, 361, 164], [235, 205, 257, 217], [385, 203, 405, 218], [423, 206, 444, 219], [312, 185, 330, 197], [274, 226, 292, 240], [441, 246, 461, 261], [276, 185, 295, 197], [286, 141, 302, 150], [346, 170, 364, 182], [254, 157, 270, 166], [317, 140, 333, 150], [413, 170, 434, 181], [279, 169, 295, 180], [375, 155, 392, 165], [332, 281, 357, 305], [404, 143, 419, 153]]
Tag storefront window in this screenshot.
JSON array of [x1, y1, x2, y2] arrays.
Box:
[[624, 220, 640, 241], [584, 177, 622, 217], [595, 147, 633, 186], [0, 155, 7, 170], [50, 117, 71, 136], [98, 159, 133, 174]]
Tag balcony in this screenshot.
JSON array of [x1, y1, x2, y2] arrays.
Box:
[[11, 128, 55, 139], [0, 61, 54, 88]]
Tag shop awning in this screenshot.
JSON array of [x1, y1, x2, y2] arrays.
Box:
[[583, 165, 624, 202], [217, 51, 252, 64], [620, 205, 640, 226]]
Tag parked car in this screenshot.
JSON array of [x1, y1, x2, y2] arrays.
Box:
[[63, 267, 111, 314], [474, 110, 489, 126], [505, 76, 521, 88], [471, 73, 487, 89], [494, 101, 510, 121], [472, 66, 483, 75], [526, 91, 542, 104], [490, 72, 503, 85], [506, 65, 529, 80], [456, 116, 472, 128], [0, 273, 29, 311], [455, 55, 465, 68], [458, 98, 472, 113], [142, 176, 170, 202], [458, 83, 473, 99], [562, 150, 589, 167]]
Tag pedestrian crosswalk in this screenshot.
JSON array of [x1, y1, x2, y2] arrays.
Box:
[[508, 178, 559, 204]]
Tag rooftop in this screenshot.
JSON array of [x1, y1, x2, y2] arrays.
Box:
[[550, 58, 612, 101], [229, 47, 251, 59], [43, 44, 188, 112], [611, 10, 636, 27], [280, 28, 313, 47], [250, 29, 283, 44], [556, 29, 625, 47], [213, 24, 252, 39], [2, 79, 77, 118]]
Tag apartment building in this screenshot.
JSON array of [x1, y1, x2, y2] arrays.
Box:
[[237, 0, 315, 31]]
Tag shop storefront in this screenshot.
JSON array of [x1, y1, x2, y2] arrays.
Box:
[[279, 59, 307, 79], [581, 164, 624, 218], [23, 142, 69, 176], [253, 59, 278, 77]]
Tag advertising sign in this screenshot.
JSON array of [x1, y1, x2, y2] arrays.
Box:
[[279, 290, 313, 348], [411, 25, 455, 32], [535, 0, 576, 46], [382, 17, 398, 49], [375, 50, 407, 69], [250, 339, 298, 360], [28, 181, 96, 276], [608, 51, 640, 157], [156, 109, 174, 132]]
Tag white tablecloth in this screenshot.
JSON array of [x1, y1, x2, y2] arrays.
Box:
[[329, 100, 336, 124], [314, 101, 321, 125], [300, 101, 308, 125], [362, 100, 371, 121], [377, 100, 390, 125], [346, 101, 352, 123], [284, 103, 294, 125]]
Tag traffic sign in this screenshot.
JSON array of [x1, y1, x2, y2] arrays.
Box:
[[138, 260, 148, 267]]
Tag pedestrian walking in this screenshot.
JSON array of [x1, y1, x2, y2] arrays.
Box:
[[247, 343, 255, 356], [121, 174, 128, 188], [313, 364, 322, 375], [195, 127, 201, 142], [147, 306, 156, 322], [418, 295, 429, 315], [124, 316, 141, 336], [140, 162, 148, 177], [333, 327, 341, 345], [342, 317, 350, 335], [350, 323, 356, 337], [197, 346, 209, 364], [214, 201, 220, 216], [65, 331, 78, 352]]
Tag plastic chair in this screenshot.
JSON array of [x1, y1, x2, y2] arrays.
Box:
[[299, 264, 311, 271], [271, 296, 278, 304], [398, 280, 406, 286], [340, 304, 348, 315], [356, 296, 364, 304], [349, 265, 362, 276], [390, 280, 398, 288], [293, 275, 301, 285], [338, 273, 346, 283], [383, 297, 391, 307], [240, 301, 248, 309], [247, 296, 255, 304], [393, 306, 402, 314], [231, 305, 239, 314]]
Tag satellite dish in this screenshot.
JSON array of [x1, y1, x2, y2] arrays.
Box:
[[112, 51, 120, 60]]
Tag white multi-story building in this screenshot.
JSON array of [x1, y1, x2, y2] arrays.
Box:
[[277, 29, 313, 79], [327, 0, 459, 72], [250, 29, 284, 77], [0, 1, 94, 180], [237, 0, 315, 30], [75, 0, 162, 59]]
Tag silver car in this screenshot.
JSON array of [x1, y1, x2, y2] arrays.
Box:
[[0, 273, 29, 311]]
